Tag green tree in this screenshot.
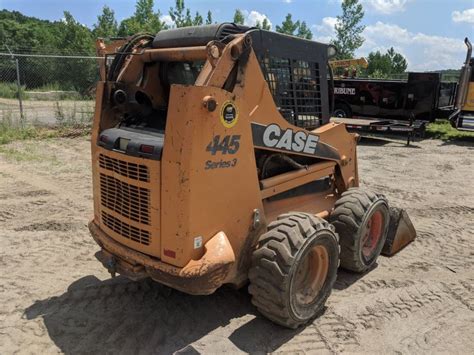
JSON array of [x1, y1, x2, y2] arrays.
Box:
[[206, 10, 213, 25], [60, 11, 94, 55], [387, 47, 408, 74], [331, 0, 365, 59], [0, 10, 97, 93], [297, 21, 312, 40], [366, 47, 407, 78], [255, 18, 271, 30], [93, 5, 118, 38], [193, 11, 203, 26], [276, 14, 299, 35], [118, 0, 166, 35], [57, 12, 96, 92], [233, 9, 245, 25], [169, 0, 204, 28], [276, 13, 312, 39]]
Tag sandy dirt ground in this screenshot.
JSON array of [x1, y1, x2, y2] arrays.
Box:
[[0, 136, 473, 354]]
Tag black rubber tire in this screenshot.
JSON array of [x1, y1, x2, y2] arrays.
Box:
[[248, 212, 339, 329], [333, 102, 352, 118], [330, 188, 390, 273]]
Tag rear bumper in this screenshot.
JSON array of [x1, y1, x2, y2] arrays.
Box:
[[89, 221, 236, 295]]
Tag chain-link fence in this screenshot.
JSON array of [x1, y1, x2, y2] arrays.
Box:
[[0, 49, 100, 126]]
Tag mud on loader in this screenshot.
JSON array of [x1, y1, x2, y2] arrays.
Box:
[[89, 24, 416, 328]]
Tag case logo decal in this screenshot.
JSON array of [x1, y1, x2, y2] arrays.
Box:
[[259, 123, 319, 154], [251, 122, 341, 161]]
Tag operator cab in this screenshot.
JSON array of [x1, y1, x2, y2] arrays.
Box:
[[99, 24, 333, 144]]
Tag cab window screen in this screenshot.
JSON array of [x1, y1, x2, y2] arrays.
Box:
[[260, 56, 322, 129], [166, 61, 204, 85]]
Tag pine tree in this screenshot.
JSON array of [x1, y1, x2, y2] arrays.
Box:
[[276, 14, 312, 39], [206, 10, 213, 25], [276, 14, 299, 35], [331, 0, 365, 59], [367, 47, 407, 78], [93, 5, 118, 38], [118, 0, 166, 36], [256, 18, 271, 30], [169, 0, 204, 27], [297, 21, 312, 40], [233, 9, 245, 25]]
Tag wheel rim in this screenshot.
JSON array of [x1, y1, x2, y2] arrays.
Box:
[[293, 245, 329, 305], [334, 109, 347, 118], [361, 210, 384, 260]]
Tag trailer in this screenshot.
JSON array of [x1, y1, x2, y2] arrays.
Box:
[[330, 117, 426, 146]]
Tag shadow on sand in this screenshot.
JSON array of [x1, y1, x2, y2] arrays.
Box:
[[25, 275, 307, 354]]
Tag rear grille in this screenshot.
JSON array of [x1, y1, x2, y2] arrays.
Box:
[[100, 173, 150, 225], [99, 154, 149, 182], [102, 211, 150, 245]]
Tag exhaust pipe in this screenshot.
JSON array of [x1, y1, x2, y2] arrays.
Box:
[[464, 37, 473, 65], [450, 38, 473, 126]]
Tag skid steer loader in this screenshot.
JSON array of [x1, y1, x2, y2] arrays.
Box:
[[89, 24, 416, 328]]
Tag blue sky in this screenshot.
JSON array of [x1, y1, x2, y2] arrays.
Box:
[[2, 0, 473, 70]]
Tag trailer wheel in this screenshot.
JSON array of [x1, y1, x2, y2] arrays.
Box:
[[330, 188, 389, 273], [333, 103, 352, 118], [248, 213, 339, 328]]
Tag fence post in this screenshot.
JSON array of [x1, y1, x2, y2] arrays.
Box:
[[6, 45, 25, 124], [14, 58, 25, 124]]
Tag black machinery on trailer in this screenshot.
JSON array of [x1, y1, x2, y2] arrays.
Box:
[[333, 72, 457, 121], [330, 72, 458, 144]]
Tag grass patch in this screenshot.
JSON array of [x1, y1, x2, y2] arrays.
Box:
[[27, 85, 83, 100], [0, 82, 28, 99], [426, 120, 474, 141], [0, 113, 37, 144], [0, 112, 90, 146], [32, 83, 67, 92], [0, 145, 42, 162]]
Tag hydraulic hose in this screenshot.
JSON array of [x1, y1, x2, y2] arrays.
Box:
[[107, 33, 154, 82]]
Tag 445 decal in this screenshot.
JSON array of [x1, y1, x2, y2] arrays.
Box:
[[206, 135, 241, 155]]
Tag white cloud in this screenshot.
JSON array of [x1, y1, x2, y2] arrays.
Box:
[[363, 0, 410, 14], [313, 16, 337, 43], [330, 0, 410, 14], [283, 0, 293, 3], [160, 15, 174, 27], [242, 10, 272, 29], [316, 5, 467, 70], [358, 21, 467, 70], [452, 8, 474, 24]]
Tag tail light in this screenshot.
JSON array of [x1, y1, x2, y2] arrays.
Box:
[[140, 144, 154, 154]]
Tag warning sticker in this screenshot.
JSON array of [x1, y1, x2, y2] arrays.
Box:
[[220, 101, 238, 128], [194, 236, 203, 249]]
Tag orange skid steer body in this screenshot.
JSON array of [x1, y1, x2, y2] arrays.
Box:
[[89, 24, 415, 328]]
